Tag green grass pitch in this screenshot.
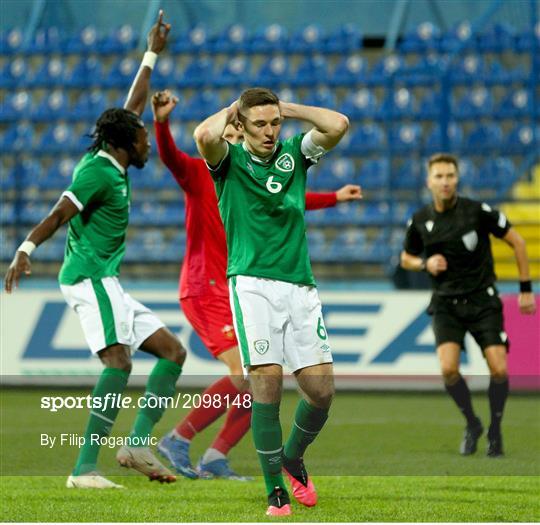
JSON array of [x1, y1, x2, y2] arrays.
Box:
[[1, 388, 539, 522]]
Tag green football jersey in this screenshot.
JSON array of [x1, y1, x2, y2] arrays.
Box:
[[211, 133, 315, 286], [58, 150, 130, 285]]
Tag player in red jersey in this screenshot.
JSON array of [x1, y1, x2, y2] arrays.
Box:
[[152, 90, 361, 480]]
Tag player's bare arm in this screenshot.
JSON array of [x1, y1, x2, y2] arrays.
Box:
[[124, 10, 171, 116], [152, 90, 178, 123], [194, 101, 239, 166], [279, 102, 349, 151], [400, 251, 447, 275], [336, 184, 362, 202], [4, 197, 79, 293], [502, 228, 536, 314]]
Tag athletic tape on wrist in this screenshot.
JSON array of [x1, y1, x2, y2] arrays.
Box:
[[519, 280, 532, 293], [18, 240, 36, 256], [141, 51, 158, 70]]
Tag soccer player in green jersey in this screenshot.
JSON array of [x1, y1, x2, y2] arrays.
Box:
[[4, 11, 184, 489], [194, 88, 349, 516]]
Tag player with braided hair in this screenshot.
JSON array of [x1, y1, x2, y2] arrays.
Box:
[[4, 11, 185, 489]]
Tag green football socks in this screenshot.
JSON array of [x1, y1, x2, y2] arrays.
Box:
[[284, 398, 329, 460], [129, 358, 182, 444], [72, 367, 129, 476], [251, 401, 287, 495]]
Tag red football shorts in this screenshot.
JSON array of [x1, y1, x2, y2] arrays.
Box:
[[180, 295, 239, 358]]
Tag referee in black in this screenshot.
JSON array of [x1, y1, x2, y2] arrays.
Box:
[[401, 152, 536, 457]]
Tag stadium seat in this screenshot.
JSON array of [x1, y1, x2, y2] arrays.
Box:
[[339, 88, 379, 120], [130, 202, 183, 227], [38, 122, 76, 154], [168, 122, 197, 155], [424, 122, 464, 152], [1, 27, 24, 55], [496, 88, 532, 118], [0, 229, 16, 260], [0, 57, 28, 89], [171, 25, 210, 54], [503, 124, 536, 155], [20, 201, 54, 224], [28, 56, 67, 87], [69, 90, 108, 122], [32, 235, 66, 261], [418, 91, 442, 120], [370, 54, 405, 83], [464, 123, 503, 152], [332, 229, 366, 261], [452, 86, 494, 119], [43, 158, 76, 190], [32, 90, 68, 121], [389, 123, 422, 151], [178, 57, 214, 88], [210, 24, 250, 54], [323, 24, 362, 54], [149, 55, 178, 89], [280, 122, 302, 141], [439, 21, 474, 53], [249, 24, 288, 53], [330, 55, 368, 87], [16, 159, 42, 189], [516, 21, 540, 52], [63, 25, 100, 54], [357, 202, 390, 225], [477, 23, 517, 53], [346, 123, 385, 154], [99, 24, 137, 54], [0, 202, 16, 226], [358, 158, 390, 191], [306, 229, 328, 262], [399, 22, 440, 53], [1, 121, 34, 152], [104, 57, 138, 88], [392, 202, 417, 224], [179, 90, 221, 121], [456, 158, 478, 188], [291, 55, 328, 87], [0, 91, 34, 123], [254, 56, 291, 88], [26, 26, 64, 54], [469, 157, 517, 196], [391, 159, 422, 190], [215, 57, 252, 87], [65, 55, 104, 88], [0, 164, 16, 192], [288, 24, 326, 54], [302, 86, 337, 109], [379, 87, 416, 119], [402, 53, 442, 86]]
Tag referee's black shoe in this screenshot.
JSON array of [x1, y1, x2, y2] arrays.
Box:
[[460, 418, 483, 455], [487, 433, 504, 458]]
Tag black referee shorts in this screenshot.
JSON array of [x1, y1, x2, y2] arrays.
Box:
[[428, 286, 509, 353]]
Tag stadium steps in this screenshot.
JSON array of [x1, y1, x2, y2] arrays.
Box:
[[494, 165, 540, 280]]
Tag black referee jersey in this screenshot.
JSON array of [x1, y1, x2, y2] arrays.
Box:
[[403, 196, 511, 296]]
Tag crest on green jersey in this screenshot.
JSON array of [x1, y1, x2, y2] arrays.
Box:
[[275, 153, 295, 172], [253, 339, 270, 354]]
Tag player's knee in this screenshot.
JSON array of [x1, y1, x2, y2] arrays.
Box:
[[441, 366, 460, 384], [489, 365, 508, 381], [164, 338, 186, 366], [309, 385, 334, 409], [99, 345, 132, 373]]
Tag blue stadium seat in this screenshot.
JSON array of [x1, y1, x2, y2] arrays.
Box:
[[402, 53, 442, 86], [323, 24, 362, 54], [503, 124, 536, 155], [171, 25, 210, 54], [178, 57, 214, 88], [26, 26, 64, 54], [32, 235, 66, 261], [456, 158, 478, 188], [169, 122, 197, 155], [399, 22, 440, 53], [291, 55, 328, 87], [43, 158, 76, 190], [104, 57, 138, 88], [0, 57, 29, 89], [516, 22, 540, 52], [151, 56, 179, 88], [20, 201, 53, 224], [346, 123, 385, 154], [288, 24, 325, 54], [280, 122, 302, 141], [358, 158, 389, 190], [439, 21, 474, 53], [0, 91, 34, 122], [424, 122, 463, 152], [464, 123, 503, 152], [496, 88, 532, 118], [17, 159, 42, 188], [276, 87, 298, 104], [379, 87, 416, 119], [32, 90, 68, 121], [477, 23, 517, 53], [468, 158, 516, 196], [65, 55, 104, 88], [370, 54, 405, 83], [330, 55, 367, 87], [357, 202, 390, 225], [63, 26, 101, 54], [332, 230, 366, 261], [306, 229, 327, 262], [1, 122, 34, 152], [0, 229, 16, 259], [254, 56, 290, 88], [304, 206, 329, 226], [389, 123, 422, 151], [320, 158, 356, 190], [450, 55, 504, 84], [249, 24, 288, 53], [29, 56, 68, 87], [0, 163, 16, 192], [38, 123, 76, 154], [210, 24, 250, 54], [391, 159, 422, 190], [130, 202, 183, 226], [418, 91, 442, 119], [0, 202, 16, 226], [339, 88, 378, 120], [70, 90, 108, 122], [452, 86, 494, 119], [180, 90, 221, 121], [215, 57, 252, 88], [1, 28, 24, 55], [99, 24, 137, 54], [302, 86, 337, 109]]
